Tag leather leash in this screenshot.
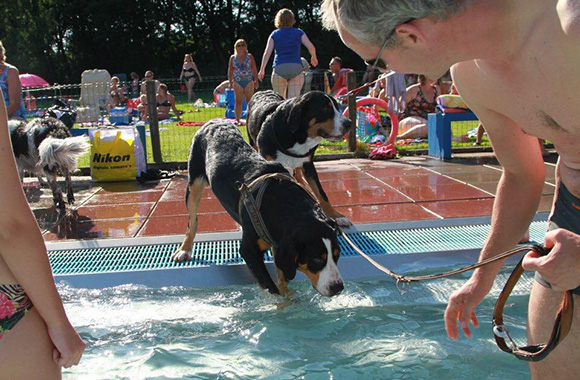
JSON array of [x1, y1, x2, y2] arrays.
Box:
[[492, 253, 574, 361], [341, 231, 574, 361]]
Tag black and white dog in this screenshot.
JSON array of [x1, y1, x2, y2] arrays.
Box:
[[172, 120, 344, 296], [246, 90, 353, 226], [9, 117, 90, 208]]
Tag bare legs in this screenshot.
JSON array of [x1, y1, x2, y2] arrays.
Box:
[[232, 82, 255, 123], [271, 73, 304, 99]]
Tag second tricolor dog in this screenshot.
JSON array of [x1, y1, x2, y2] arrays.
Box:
[[246, 90, 353, 226]]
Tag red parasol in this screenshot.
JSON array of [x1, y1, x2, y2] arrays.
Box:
[[19, 73, 49, 88]]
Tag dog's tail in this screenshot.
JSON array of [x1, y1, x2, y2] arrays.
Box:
[[38, 136, 90, 172]]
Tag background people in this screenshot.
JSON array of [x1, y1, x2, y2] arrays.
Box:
[[258, 8, 318, 99], [0, 92, 85, 379], [328, 56, 352, 96], [0, 41, 26, 120], [179, 54, 202, 103], [228, 39, 258, 123], [109, 76, 126, 108], [129, 72, 140, 98], [140, 70, 160, 96], [156, 83, 181, 121], [397, 75, 439, 140]]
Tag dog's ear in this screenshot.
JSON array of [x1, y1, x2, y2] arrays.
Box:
[[274, 237, 299, 281], [284, 95, 310, 133]]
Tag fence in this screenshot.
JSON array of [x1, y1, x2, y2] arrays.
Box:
[[21, 70, 492, 171]]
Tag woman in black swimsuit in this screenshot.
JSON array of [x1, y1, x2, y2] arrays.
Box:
[[179, 54, 202, 103], [156, 84, 182, 121]]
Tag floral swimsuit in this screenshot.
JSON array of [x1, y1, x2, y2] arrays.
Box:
[[0, 284, 33, 339], [403, 85, 438, 120]]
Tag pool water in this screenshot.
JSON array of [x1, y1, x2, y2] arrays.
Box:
[[61, 271, 532, 380]]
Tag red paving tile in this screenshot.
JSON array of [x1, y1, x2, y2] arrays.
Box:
[[336, 203, 437, 223], [396, 183, 493, 202], [36, 157, 557, 241], [419, 198, 495, 218], [152, 198, 226, 216], [85, 191, 164, 205], [75, 203, 155, 220], [326, 187, 410, 206], [138, 213, 239, 236], [43, 217, 146, 241]]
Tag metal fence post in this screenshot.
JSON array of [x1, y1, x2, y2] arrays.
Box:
[[146, 81, 163, 163], [346, 71, 357, 152]]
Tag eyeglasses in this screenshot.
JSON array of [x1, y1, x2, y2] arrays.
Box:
[[365, 19, 414, 72]]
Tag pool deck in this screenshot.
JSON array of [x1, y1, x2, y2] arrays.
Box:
[[31, 153, 558, 242]]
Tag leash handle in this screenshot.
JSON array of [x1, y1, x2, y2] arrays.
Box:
[[492, 245, 573, 362]]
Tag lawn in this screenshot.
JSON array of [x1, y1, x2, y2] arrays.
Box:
[[74, 98, 487, 168]]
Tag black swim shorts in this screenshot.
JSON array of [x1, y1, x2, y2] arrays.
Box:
[[534, 182, 580, 295]]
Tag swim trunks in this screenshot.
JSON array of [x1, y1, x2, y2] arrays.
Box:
[[535, 182, 580, 295], [0, 284, 33, 339]]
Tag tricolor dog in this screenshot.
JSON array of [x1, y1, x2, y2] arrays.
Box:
[[246, 90, 353, 226], [172, 120, 344, 296], [8, 117, 89, 209]]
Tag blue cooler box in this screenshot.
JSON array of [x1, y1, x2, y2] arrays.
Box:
[[110, 107, 130, 125]]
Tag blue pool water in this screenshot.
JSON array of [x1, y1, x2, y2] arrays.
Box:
[[60, 271, 531, 380]]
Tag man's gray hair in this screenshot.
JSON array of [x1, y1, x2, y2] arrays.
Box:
[[321, 0, 467, 47]]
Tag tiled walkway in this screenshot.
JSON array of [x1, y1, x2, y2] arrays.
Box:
[[32, 154, 557, 242]]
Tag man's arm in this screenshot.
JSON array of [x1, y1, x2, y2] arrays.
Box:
[[444, 62, 546, 339]]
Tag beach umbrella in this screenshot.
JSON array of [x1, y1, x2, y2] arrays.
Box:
[[19, 73, 49, 87]]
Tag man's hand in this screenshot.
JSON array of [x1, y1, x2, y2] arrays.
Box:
[[444, 274, 494, 339], [523, 228, 580, 291]]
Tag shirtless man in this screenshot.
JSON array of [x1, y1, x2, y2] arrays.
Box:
[[320, 1, 580, 379]]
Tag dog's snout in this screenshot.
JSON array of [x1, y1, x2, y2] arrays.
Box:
[[329, 281, 344, 296]]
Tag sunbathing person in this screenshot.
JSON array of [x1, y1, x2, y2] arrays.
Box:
[[397, 75, 440, 140], [156, 84, 181, 121]]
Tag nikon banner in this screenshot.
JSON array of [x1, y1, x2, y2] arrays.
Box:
[[89, 128, 146, 182]]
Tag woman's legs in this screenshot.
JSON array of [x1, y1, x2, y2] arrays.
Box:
[[397, 116, 428, 140], [271, 73, 288, 99], [287, 73, 305, 99], [185, 78, 196, 103], [232, 82, 245, 123], [0, 307, 61, 380]]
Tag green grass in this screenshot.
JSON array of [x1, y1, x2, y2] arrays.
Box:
[[74, 100, 487, 168]]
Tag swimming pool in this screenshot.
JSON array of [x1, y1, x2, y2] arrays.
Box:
[[60, 270, 532, 380]]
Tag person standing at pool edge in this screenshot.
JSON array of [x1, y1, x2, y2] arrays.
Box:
[[320, 1, 580, 379], [0, 92, 85, 377]]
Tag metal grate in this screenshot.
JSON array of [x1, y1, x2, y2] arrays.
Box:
[[49, 221, 547, 276]]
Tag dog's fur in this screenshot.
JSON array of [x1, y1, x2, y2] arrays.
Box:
[[246, 90, 353, 226], [9, 117, 90, 208], [172, 120, 344, 296]]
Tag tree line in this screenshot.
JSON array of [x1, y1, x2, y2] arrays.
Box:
[[0, 0, 365, 84]]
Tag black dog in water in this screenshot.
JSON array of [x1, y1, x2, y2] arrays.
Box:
[[172, 120, 344, 296]]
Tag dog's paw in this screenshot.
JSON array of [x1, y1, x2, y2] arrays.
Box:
[[171, 249, 192, 262], [335, 216, 352, 227]]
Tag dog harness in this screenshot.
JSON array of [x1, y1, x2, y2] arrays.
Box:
[[237, 172, 333, 246]]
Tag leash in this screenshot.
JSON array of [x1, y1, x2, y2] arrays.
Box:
[[492, 254, 574, 361], [337, 71, 398, 101], [341, 230, 573, 361]]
